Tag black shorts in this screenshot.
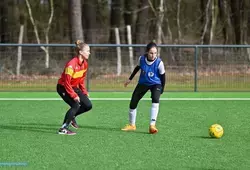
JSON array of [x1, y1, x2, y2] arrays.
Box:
[[56, 84, 91, 109], [130, 83, 162, 109]]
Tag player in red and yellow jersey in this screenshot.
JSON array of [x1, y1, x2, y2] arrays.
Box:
[[57, 40, 92, 135]]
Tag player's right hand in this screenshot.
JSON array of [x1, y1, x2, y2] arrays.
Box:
[[73, 96, 80, 103], [124, 79, 131, 87]]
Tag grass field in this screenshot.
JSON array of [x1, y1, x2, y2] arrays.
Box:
[[0, 92, 250, 169], [1, 72, 250, 92]]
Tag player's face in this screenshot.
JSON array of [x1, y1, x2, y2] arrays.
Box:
[[147, 47, 157, 60], [80, 45, 90, 60]]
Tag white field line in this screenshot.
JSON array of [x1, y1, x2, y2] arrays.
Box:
[[0, 98, 250, 101]]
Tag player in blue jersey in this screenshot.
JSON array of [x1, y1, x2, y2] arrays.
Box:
[[121, 42, 166, 134]]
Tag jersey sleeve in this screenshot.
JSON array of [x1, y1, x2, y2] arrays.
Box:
[[158, 61, 165, 74], [137, 56, 142, 66], [79, 74, 88, 95], [64, 65, 78, 99]]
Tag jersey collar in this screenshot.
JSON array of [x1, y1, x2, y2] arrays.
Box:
[[75, 56, 84, 65]]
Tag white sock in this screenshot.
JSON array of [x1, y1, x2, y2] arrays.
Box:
[[150, 103, 159, 125], [129, 108, 137, 125], [61, 123, 68, 128]]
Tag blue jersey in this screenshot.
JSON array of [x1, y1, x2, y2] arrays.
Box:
[[138, 55, 162, 86]]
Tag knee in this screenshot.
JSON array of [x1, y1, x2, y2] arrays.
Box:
[[85, 103, 92, 112], [152, 97, 159, 103]]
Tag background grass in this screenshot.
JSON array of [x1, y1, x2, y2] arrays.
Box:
[[1, 72, 250, 92], [0, 92, 250, 169]]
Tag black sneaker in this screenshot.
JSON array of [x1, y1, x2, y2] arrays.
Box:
[[58, 128, 76, 135]]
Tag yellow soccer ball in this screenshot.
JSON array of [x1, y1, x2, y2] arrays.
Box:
[[209, 124, 224, 138]]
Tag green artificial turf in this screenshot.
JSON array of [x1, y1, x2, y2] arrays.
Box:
[[0, 92, 250, 169]]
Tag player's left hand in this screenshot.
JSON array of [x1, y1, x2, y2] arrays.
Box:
[[161, 87, 164, 94], [124, 79, 131, 87]]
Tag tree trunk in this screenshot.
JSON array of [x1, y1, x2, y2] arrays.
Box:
[[242, 0, 250, 61], [208, 0, 218, 61], [219, 0, 235, 44], [155, 0, 164, 56], [0, 0, 8, 43], [82, 0, 97, 43], [135, 0, 149, 54], [53, 0, 68, 42], [115, 28, 122, 76], [176, 0, 182, 64], [109, 0, 123, 44], [25, 0, 53, 68], [163, 1, 175, 64], [124, 0, 136, 44], [17, 27, 24, 76], [230, 0, 241, 44], [68, 0, 84, 43], [200, 0, 211, 65]]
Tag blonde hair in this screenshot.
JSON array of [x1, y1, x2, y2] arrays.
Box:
[[74, 40, 88, 54]]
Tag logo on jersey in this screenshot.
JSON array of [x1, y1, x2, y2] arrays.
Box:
[[141, 70, 146, 75], [148, 72, 154, 77]]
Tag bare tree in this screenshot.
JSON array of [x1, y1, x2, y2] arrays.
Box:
[[176, 0, 182, 63], [177, 0, 182, 45], [200, 0, 211, 65], [230, 0, 241, 44], [17, 9, 25, 76], [163, 1, 175, 64], [219, 0, 235, 44], [25, 0, 54, 68], [208, 0, 219, 61], [242, 0, 250, 61], [135, 0, 149, 54], [155, 0, 164, 56], [124, 0, 136, 71], [53, 0, 69, 43], [68, 0, 84, 43], [109, 0, 123, 44], [124, 0, 136, 43], [82, 0, 97, 43], [0, 0, 8, 43]]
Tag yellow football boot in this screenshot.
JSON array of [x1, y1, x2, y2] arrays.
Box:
[[121, 124, 136, 131], [149, 125, 158, 134]]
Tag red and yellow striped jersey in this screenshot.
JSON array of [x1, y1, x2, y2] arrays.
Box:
[[58, 56, 88, 98]]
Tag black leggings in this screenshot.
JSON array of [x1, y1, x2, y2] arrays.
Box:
[[129, 84, 162, 109], [57, 84, 92, 124]]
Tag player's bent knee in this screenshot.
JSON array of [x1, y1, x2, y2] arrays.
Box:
[[152, 98, 159, 103], [85, 103, 92, 112]]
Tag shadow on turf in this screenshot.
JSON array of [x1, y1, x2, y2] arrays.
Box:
[[19, 123, 150, 134], [186, 167, 224, 170], [0, 124, 57, 134], [75, 125, 149, 134], [19, 122, 61, 127], [191, 136, 218, 139], [0, 123, 150, 134]]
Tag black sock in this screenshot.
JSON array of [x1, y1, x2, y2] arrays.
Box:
[[62, 107, 79, 127]]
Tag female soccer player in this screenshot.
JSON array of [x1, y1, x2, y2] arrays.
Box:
[[57, 40, 92, 135], [122, 42, 166, 134]]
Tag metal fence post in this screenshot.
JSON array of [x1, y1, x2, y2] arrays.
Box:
[[194, 46, 198, 92]]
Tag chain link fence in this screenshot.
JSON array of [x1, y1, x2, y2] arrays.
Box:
[[0, 44, 250, 92]]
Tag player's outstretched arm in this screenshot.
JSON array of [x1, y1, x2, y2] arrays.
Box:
[[124, 65, 140, 87]]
